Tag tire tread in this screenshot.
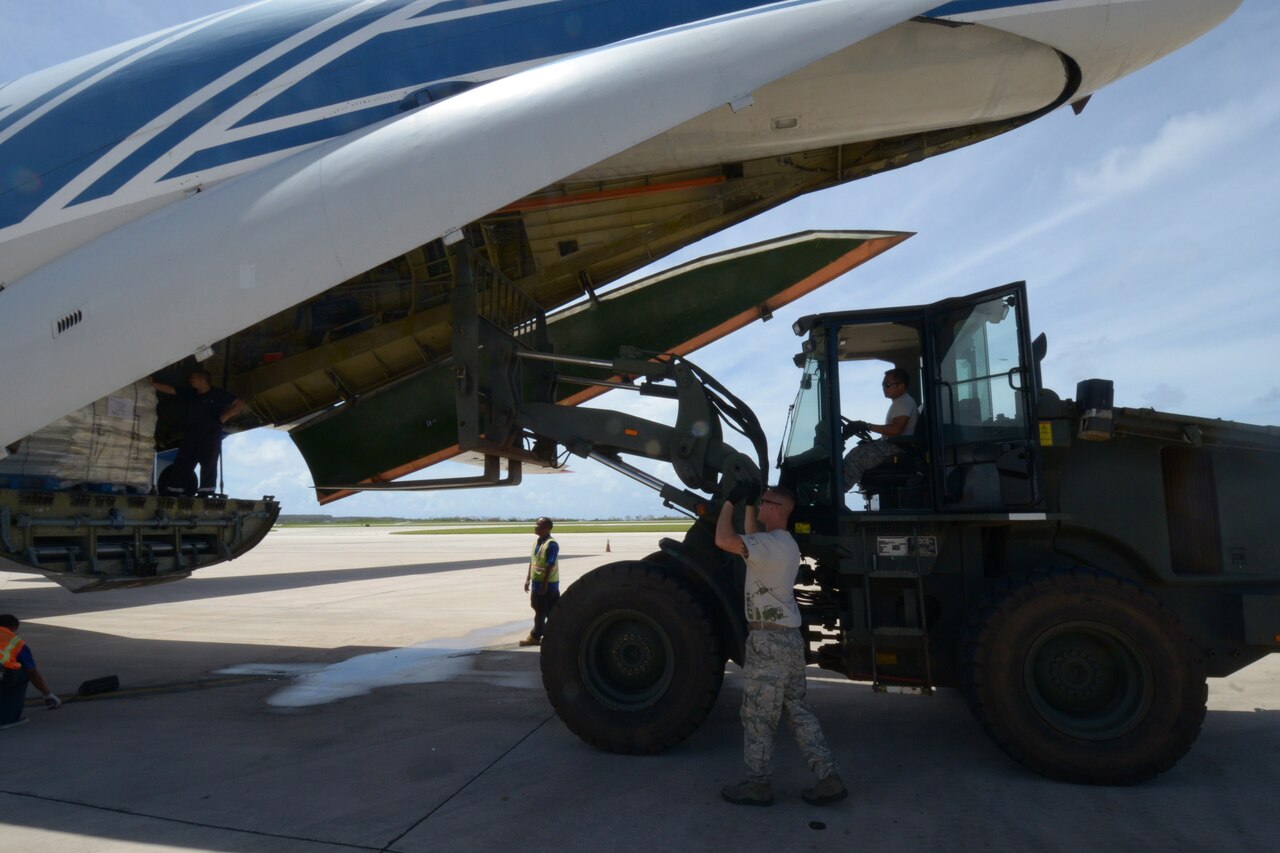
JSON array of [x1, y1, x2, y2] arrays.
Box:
[[541, 560, 722, 754], [960, 567, 1207, 785]]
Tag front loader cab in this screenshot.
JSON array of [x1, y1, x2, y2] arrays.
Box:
[[779, 282, 1043, 534]]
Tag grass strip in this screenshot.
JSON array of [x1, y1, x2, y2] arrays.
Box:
[[390, 522, 692, 535]]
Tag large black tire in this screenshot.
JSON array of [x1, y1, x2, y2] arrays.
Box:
[[963, 568, 1207, 785], [541, 561, 723, 754]]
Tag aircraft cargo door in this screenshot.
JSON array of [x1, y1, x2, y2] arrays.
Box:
[[927, 283, 1040, 510]]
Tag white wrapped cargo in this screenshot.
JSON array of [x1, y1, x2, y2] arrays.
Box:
[[0, 381, 157, 491]]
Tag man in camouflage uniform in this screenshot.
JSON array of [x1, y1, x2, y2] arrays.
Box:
[[715, 485, 846, 807]]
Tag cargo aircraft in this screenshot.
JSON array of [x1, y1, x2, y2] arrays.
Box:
[[0, 0, 1241, 587]]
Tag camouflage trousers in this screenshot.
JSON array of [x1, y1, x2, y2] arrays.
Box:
[[741, 629, 837, 783], [843, 439, 894, 492]]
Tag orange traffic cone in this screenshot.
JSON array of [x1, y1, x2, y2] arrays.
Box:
[[606, 539, 611, 552]]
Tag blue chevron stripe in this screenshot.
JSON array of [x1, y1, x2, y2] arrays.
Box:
[[0, 0, 358, 229], [70, 0, 418, 207], [240, 0, 749, 125], [163, 102, 402, 178], [408, 0, 517, 16], [925, 0, 1059, 16], [0, 36, 169, 138]]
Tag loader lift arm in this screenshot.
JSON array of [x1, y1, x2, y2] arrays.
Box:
[[331, 241, 767, 513]]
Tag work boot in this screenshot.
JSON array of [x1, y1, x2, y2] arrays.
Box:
[[0, 717, 29, 731], [518, 635, 541, 647], [720, 779, 773, 806], [801, 773, 848, 805]]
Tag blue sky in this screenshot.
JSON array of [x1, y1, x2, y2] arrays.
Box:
[[2, 1, 1277, 519]]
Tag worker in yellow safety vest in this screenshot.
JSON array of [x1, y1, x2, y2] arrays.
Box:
[[520, 517, 560, 647], [1, 614, 61, 730]]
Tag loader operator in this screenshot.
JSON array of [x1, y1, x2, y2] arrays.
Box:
[[715, 486, 847, 807], [151, 370, 244, 496], [842, 368, 918, 492]]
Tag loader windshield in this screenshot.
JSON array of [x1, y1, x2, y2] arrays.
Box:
[[782, 357, 831, 463]]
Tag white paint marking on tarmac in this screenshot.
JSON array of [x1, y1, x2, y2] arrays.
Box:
[[217, 620, 539, 707]]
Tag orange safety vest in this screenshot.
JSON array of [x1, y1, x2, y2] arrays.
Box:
[[0, 627, 25, 670]]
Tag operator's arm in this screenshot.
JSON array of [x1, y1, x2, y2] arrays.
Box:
[[524, 562, 532, 593], [715, 501, 748, 558], [743, 503, 760, 535], [869, 414, 911, 437], [220, 397, 247, 424], [149, 377, 176, 396]]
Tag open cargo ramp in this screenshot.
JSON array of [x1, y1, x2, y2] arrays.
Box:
[[1, 490, 279, 592]]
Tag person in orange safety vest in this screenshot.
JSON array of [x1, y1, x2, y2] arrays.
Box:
[[1, 614, 61, 730]]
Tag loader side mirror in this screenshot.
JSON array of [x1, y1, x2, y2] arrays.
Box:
[[1032, 332, 1047, 392]]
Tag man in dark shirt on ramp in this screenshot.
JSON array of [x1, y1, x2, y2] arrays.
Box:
[[151, 369, 244, 496]]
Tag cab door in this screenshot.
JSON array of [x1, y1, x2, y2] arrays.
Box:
[[925, 282, 1041, 509]]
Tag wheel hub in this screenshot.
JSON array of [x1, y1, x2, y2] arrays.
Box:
[[1025, 621, 1153, 740], [580, 609, 675, 711], [1042, 643, 1118, 702]]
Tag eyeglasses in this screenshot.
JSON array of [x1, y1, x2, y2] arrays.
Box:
[[881, 381, 901, 388]]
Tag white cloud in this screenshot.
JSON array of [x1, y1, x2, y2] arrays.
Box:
[[901, 73, 1280, 299], [224, 430, 296, 467], [1064, 96, 1277, 202]]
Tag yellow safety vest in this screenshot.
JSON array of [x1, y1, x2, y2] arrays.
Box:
[[530, 537, 558, 584], [0, 627, 25, 670]]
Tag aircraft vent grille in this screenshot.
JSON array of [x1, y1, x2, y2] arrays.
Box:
[[53, 308, 84, 337]]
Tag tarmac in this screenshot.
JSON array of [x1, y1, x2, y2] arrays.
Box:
[[1, 526, 1278, 852]]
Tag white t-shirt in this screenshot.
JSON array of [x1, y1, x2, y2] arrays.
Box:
[[741, 529, 802, 627], [886, 394, 919, 436]]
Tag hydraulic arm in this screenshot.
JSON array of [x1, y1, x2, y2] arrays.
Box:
[[333, 242, 766, 514], [509, 347, 766, 515]]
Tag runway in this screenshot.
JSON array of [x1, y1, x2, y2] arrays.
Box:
[[2, 526, 1277, 851]]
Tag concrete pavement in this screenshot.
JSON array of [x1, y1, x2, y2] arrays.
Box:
[[1, 527, 1278, 851]]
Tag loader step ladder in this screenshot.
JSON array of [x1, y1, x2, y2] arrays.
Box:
[[864, 534, 935, 695]]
